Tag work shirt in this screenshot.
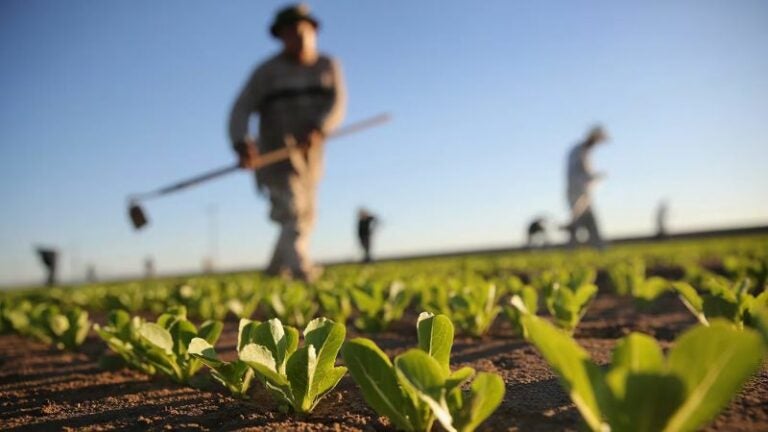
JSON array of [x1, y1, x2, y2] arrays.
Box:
[[566, 143, 597, 211], [228, 52, 346, 182]]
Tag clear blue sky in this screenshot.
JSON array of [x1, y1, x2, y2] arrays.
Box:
[[1, 0, 767, 286]]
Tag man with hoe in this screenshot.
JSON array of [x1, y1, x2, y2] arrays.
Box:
[[229, 4, 346, 281], [564, 125, 608, 249]]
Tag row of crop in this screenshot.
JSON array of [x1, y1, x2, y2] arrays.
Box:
[[94, 305, 504, 432], [92, 302, 768, 432], [7, 235, 766, 316], [2, 256, 766, 348]]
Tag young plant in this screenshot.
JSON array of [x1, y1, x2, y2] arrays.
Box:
[[544, 281, 597, 334], [94, 309, 157, 375], [188, 318, 264, 397], [503, 285, 538, 337], [3, 301, 90, 350], [515, 306, 766, 432], [608, 259, 669, 304], [342, 312, 505, 432], [317, 288, 352, 325], [138, 306, 223, 383], [268, 281, 319, 328], [351, 280, 413, 332], [430, 277, 504, 337], [237, 317, 347, 413], [97, 306, 223, 383], [673, 279, 768, 329]]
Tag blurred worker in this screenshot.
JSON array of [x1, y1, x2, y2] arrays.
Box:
[[36, 247, 58, 286], [656, 200, 669, 238], [564, 126, 608, 249], [144, 256, 155, 279], [526, 216, 548, 248], [357, 208, 378, 263], [228, 4, 346, 281]]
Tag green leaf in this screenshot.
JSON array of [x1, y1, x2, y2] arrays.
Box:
[[611, 333, 664, 373], [521, 314, 605, 431], [453, 372, 506, 432], [240, 342, 289, 387], [603, 370, 686, 432], [198, 320, 223, 345], [139, 322, 174, 355], [304, 318, 346, 400], [237, 318, 260, 352], [286, 345, 317, 412], [342, 338, 416, 431], [417, 312, 454, 373], [673, 282, 708, 325], [445, 367, 475, 393], [304, 318, 345, 371], [168, 319, 197, 357], [48, 314, 69, 336], [395, 349, 451, 432], [664, 322, 766, 432], [188, 337, 224, 367]]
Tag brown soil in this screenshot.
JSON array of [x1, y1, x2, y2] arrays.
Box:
[[1, 292, 766, 431]]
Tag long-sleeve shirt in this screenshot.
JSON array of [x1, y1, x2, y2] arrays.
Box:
[[566, 143, 597, 211], [228, 52, 346, 181]]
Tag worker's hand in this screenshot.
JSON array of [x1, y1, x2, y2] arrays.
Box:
[[299, 128, 325, 149], [234, 139, 260, 169]]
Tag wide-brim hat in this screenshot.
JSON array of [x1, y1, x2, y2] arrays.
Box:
[[270, 4, 320, 38]]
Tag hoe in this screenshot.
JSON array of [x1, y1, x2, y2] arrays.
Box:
[[128, 113, 390, 230]]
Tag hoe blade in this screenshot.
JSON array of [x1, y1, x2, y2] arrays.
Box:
[[129, 203, 148, 230]]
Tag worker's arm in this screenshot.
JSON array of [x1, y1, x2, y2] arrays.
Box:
[[228, 66, 264, 168], [316, 58, 347, 137]]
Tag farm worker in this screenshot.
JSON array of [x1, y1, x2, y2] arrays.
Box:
[[35, 247, 58, 286], [526, 216, 548, 248], [564, 126, 608, 249], [357, 208, 378, 263], [656, 200, 669, 238], [228, 4, 346, 281]]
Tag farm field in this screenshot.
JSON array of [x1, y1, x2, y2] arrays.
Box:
[[1, 234, 767, 431]]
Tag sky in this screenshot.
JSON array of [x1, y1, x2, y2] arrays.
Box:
[[1, 0, 767, 286]]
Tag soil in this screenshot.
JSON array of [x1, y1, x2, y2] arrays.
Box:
[[1, 292, 766, 431]]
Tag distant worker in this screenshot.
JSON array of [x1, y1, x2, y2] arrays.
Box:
[[86, 264, 97, 283], [526, 216, 549, 248], [36, 247, 58, 286], [564, 126, 608, 249], [357, 208, 378, 263], [656, 200, 669, 238], [228, 4, 346, 281], [144, 256, 155, 279]]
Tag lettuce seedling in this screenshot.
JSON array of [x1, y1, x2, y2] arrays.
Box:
[[351, 280, 413, 332], [132, 306, 223, 383], [673, 279, 768, 329], [503, 285, 538, 337], [268, 281, 319, 328], [608, 259, 669, 304], [442, 282, 504, 337], [343, 312, 505, 432], [517, 310, 766, 432], [238, 317, 347, 413], [3, 301, 90, 350], [188, 318, 262, 397], [138, 307, 222, 382], [95, 309, 157, 375], [544, 282, 598, 334], [317, 288, 352, 325]]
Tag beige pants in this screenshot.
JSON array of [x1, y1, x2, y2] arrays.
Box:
[[262, 170, 318, 279]]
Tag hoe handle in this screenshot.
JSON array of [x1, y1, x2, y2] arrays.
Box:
[[132, 113, 391, 201]]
